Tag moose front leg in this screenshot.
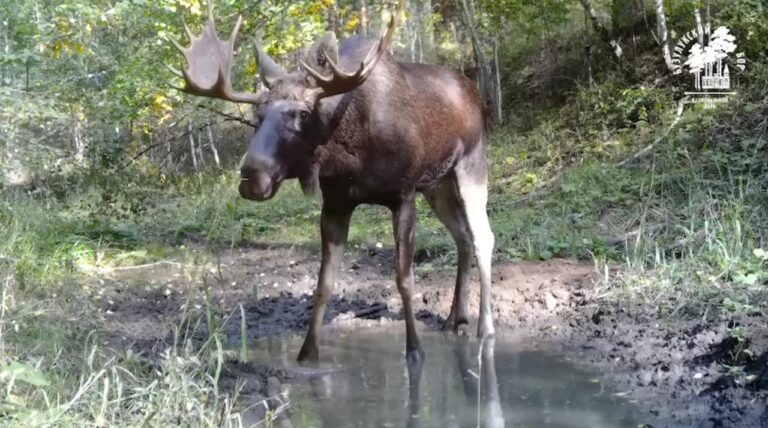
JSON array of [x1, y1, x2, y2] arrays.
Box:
[[297, 205, 352, 362], [392, 194, 424, 364]]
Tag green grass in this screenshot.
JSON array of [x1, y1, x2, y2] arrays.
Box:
[[0, 261, 285, 427]]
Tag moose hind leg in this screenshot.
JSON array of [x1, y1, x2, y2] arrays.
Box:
[[455, 146, 495, 338], [424, 177, 473, 334], [297, 206, 352, 362]]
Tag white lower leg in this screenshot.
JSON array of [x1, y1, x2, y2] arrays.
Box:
[[456, 163, 495, 337]]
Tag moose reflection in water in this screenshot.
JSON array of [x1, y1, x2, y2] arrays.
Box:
[[300, 337, 504, 428], [452, 338, 505, 428], [238, 332, 641, 428], [405, 337, 505, 428]]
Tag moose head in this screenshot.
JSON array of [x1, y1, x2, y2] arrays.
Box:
[[169, 4, 399, 201]]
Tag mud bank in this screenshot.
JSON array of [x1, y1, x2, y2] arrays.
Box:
[[97, 245, 767, 427]]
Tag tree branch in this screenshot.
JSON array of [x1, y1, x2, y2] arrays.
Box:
[[196, 104, 258, 128]]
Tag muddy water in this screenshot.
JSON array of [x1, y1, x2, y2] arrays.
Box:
[[245, 331, 640, 428]]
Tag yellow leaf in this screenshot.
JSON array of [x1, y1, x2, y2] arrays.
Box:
[[177, 0, 201, 16], [245, 57, 257, 73], [152, 94, 173, 115], [345, 16, 360, 32]]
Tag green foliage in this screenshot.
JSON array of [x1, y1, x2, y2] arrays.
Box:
[[479, 0, 570, 35]]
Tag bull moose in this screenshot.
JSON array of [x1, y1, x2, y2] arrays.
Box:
[[169, 1, 494, 363]]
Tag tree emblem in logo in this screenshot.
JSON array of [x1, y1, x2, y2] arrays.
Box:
[[671, 25, 747, 108]]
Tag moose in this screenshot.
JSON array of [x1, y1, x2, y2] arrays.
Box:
[[169, 2, 494, 363]]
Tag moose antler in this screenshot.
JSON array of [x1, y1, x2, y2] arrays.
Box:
[[300, 0, 404, 99], [168, 3, 263, 104]]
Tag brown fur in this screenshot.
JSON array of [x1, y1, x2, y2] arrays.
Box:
[[309, 37, 486, 206]]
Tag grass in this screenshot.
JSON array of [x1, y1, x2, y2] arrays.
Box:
[[0, 260, 290, 427]]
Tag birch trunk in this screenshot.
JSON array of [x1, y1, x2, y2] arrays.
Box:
[[327, 2, 339, 36], [414, 0, 434, 63], [694, 9, 705, 46], [450, 22, 464, 74], [460, 0, 496, 122], [493, 36, 502, 123], [207, 123, 220, 167], [422, 0, 434, 61], [357, 0, 368, 37], [653, 0, 675, 72], [188, 125, 198, 170], [73, 114, 86, 166], [407, 17, 417, 61], [585, 45, 595, 87], [197, 135, 205, 167], [1, 16, 10, 86]]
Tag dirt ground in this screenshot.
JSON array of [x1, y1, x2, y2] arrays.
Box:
[[93, 244, 768, 427]]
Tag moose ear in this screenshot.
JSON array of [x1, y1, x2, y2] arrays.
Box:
[[307, 32, 339, 75]]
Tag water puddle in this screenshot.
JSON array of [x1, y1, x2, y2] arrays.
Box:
[[244, 330, 641, 427]]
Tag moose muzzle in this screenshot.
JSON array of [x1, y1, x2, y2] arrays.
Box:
[[239, 158, 281, 201]]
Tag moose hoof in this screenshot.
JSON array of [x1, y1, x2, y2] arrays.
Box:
[[441, 314, 470, 335], [456, 322, 470, 336]]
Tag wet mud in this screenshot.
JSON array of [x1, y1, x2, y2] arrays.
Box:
[[94, 245, 768, 427]]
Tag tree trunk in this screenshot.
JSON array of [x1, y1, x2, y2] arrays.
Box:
[[585, 45, 595, 87], [166, 134, 173, 170], [207, 123, 220, 167], [653, 0, 675, 73], [197, 135, 205, 167], [414, 0, 434, 63], [1, 19, 9, 87], [694, 8, 705, 46], [493, 36, 502, 123], [450, 22, 464, 74], [188, 125, 198, 170], [460, 0, 496, 123], [73, 114, 86, 166], [357, 0, 368, 37], [407, 14, 417, 61], [579, 0, 623, 59], [327, 2, 339, 36]]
